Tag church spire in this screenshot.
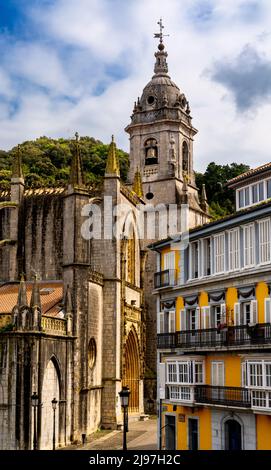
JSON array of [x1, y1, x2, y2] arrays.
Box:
[[12, 145, 23, 179], [69, 132, 85, 187], [30, 275, 41, 309], [153, 18, 169, 76], [133, 167, 143, 198], [17, 273, 28, 307], [105, 135, 120, 177]]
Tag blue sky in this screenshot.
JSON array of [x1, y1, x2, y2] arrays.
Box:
[[0, 0, 271, 171]]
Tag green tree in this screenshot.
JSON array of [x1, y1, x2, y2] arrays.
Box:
[[196, 162, 250, 219], [0, 136, 130, 190]]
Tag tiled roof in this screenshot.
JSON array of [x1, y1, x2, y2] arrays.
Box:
[[227, 162, 271, 187], [0, 281, 63, 317]]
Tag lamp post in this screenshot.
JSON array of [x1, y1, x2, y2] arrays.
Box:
[[51, 397, 58, 451], [119, 386, 130, 451], [31, 392, 39, 450]]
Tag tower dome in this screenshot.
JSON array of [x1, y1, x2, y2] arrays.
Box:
[[131, 21, 190, 120]]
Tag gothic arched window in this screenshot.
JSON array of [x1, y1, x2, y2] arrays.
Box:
[[145, 138, 158, 166], [182, 141, 189, 174]]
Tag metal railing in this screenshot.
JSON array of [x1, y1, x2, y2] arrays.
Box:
[[157, 323, 271, 349], [154, 270, 177, 288], [195, 385, 251, 408]]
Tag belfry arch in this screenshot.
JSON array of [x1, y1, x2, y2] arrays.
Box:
[[123, 328, 141, 413]]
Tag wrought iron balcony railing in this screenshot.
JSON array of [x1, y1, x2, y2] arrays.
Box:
[[154, 269, 177, 288], [157, 323, 271, 349], [194, 385, 251, 408]]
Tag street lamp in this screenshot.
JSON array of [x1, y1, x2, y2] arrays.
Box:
[[119, 386, 130, 451], [51, 397, 58, 451], [31, 392, 39, 450]]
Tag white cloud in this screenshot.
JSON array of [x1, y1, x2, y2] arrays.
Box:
[[0, 0, 271, 172]]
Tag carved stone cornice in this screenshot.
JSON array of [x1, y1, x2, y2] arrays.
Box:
[[125, 281, 142, 293], [88, 270, 104, 286]]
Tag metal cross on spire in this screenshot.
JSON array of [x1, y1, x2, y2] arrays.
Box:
[[154, 18, 169, 43]]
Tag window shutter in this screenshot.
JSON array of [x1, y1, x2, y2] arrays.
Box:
[[234, 303, 241, 326], [221, 303, 226, 324], [211, 362, 224, 386], [241, 362, 247, 387], [250, 300, 258, 324], [159, 363, 166, 399], [202, 306, 210, 329], [169, 310, 175, 333], [195, 307, 200, 330], [180, 309, 186, 331], [264, 298, 271, 323], [164, 252, 175, 270], [159, 312, 165, 333]]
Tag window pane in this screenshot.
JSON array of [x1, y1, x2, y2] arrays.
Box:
[[194, 363, 203, 383], [168, 363, 177, 382], [252, 390, 266, 408], [179, 363, 189, 383], [259, 182, 264, 201], [259, 219, 270, 264], [245, 187, 250, 205], [214, 234, 225, 273], [266, 364, 271, 387], [252, 184, 258, 203], [239, 190, 244, 208], [267, 180, 271, 199]]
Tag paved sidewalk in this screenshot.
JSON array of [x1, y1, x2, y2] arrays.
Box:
[[63, 418, 157, 451]]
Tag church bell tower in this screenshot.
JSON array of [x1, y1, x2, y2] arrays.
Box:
[[125, 19, 209, 225]]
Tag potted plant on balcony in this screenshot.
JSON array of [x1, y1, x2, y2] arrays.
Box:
[[217, 322, 228, 332]]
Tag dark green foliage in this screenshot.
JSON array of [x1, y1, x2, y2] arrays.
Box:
[[0, 136, 129, 189], [196, 162, 250, 220]]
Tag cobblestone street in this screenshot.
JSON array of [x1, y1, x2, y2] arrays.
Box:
[[63, 418, 157, 451]]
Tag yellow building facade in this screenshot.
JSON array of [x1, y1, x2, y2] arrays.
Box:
[[151, 163, 271, 450]]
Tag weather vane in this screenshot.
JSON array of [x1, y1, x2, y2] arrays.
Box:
[[154, 18, 169, 43]]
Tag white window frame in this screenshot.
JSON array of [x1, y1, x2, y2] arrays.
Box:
[[228, 228, 240, 271], [243, 223, 255, 268], [167, 362, 178, 383], [166, 360, 205, 385], [189, 241, 199, 280], [213, 233, 225, 274], [246, 360, 271, 389], [236, 179, 271, 211], [211, 361, 225, 386], [201, 237, 211, 277], [258, 218, 271, 265]]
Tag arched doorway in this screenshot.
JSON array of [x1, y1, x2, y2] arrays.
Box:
[[40, 358, 60, 449], [225, 419, 242, 450], [123, 329, 140, 413]]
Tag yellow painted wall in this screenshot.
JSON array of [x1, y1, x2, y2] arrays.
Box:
[[256, 415, 271, 450], [199, 291, 209, 329], [161, 247, 180, 274], [162, 404, 212, 450], [176, 296, 184, 331], [225, 287, 238, 325], [256, 282, 269, 323]]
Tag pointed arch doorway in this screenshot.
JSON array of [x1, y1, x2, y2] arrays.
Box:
[[123, 328, 140, 413]]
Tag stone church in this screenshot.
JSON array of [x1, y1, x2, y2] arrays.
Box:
[[0, 27, 210, 449]]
